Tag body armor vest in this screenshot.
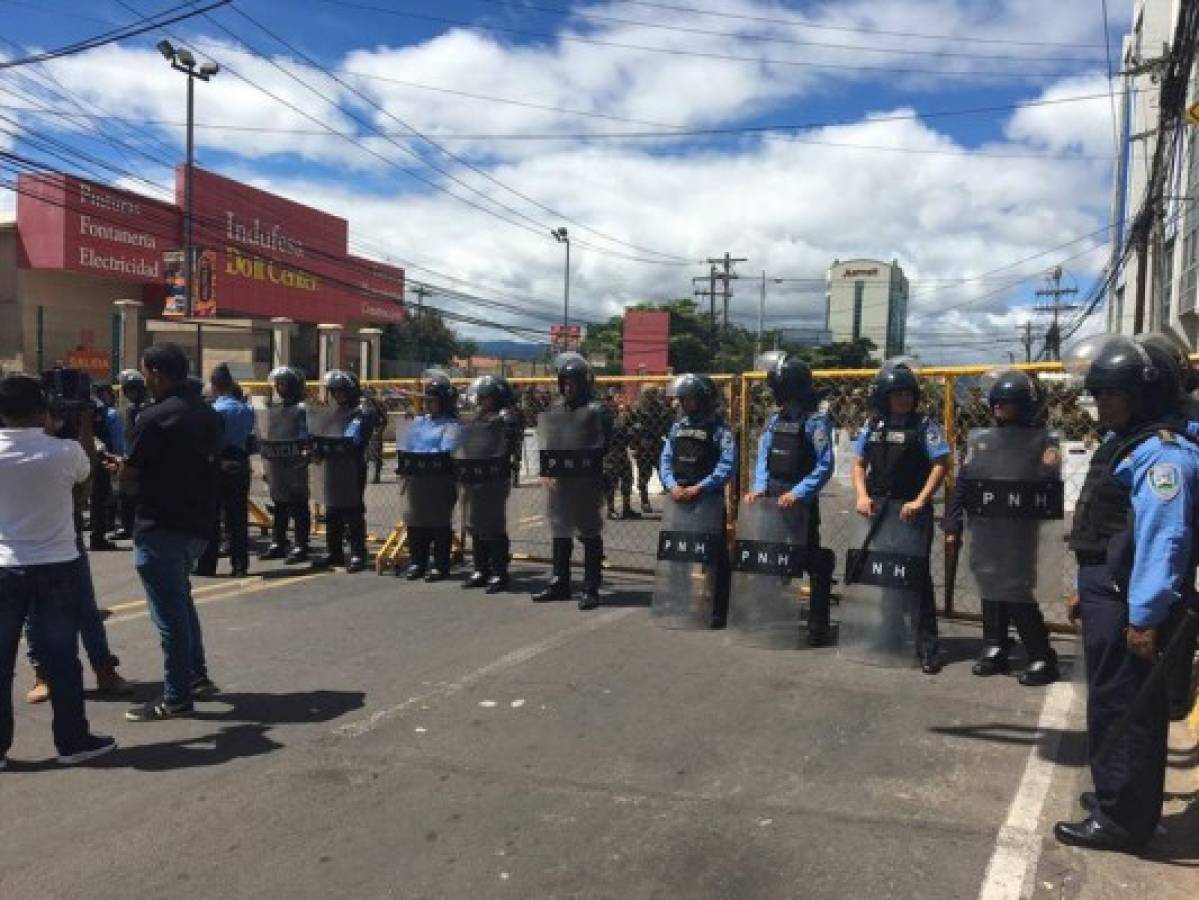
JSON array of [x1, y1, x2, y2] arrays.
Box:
[[766, 416, 817, 484], [864, 416, 932, 501], [670, 421, 719, 486], [1068, 424, 1185, 556]]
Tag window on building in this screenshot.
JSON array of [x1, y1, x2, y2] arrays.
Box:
[[852, 280, 864, 341]]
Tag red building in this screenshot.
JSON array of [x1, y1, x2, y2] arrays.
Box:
[[0, 166, 404, 379]]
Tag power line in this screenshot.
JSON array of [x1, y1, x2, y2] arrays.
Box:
[[590, 0, 1111, 49], [0, 0, 231, 69], [466, 0, 1109, 65], [310, 0, 1092, 80]]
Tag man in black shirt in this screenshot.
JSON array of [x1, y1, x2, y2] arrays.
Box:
[[106, 344, 223, 721]]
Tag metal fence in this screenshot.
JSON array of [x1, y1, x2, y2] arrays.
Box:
[[233, 365, 1096, 625]]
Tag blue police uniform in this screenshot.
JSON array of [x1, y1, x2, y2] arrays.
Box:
[[853, 414, 951, 658], [1070, 427, 1198, 846], [197, 393, 257, 575], [404, 415, 459, 453], [751, 406, 837, 637], [659, 414, 737, 626], [89, 401, 125, 547]]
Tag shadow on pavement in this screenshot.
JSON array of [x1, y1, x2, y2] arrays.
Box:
[[1139, 799, 1199, 867], [928, 722, 1088, 767]]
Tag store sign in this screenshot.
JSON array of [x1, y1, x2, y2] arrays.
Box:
[[17, 173, 180, 281], [64, 348, 112, 379], [842, 268, 879, 278], [162, 248, 217, 318]]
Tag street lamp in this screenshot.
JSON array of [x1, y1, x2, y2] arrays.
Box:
[[159, 40, 218, 371], [551, 226, 570, 338]]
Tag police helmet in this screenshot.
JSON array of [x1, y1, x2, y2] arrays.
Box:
[[269, 366, 306, 402], [984, 369, 1040, 425], [1136, 332, 1198, 394], [467, 374, 514, 410], [552, 351, 593, 398], [118, 369, 146, 393], [421, 369, 458, 414], [764, 354, 816, 406], [870, 359, 921, 415], [668, 373, 716, 415], [1075, 334, 1180, 423], [322, 369, 362, 405]]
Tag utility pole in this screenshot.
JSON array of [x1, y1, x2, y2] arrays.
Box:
[[1034, 267, 1079, 361], [410, 283, 432, 318], [1017, 320, 1038, 363], [706, 252, 746, 337]]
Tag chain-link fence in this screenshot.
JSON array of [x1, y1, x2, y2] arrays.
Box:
[[229, 366, 1099, 625]]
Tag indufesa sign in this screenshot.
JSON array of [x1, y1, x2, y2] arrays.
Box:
[[16, 168, 404, 325]]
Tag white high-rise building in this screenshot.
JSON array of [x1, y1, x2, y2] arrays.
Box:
[[825, 258, 909, 360]]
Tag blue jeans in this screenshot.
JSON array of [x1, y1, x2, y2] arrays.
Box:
[[25, 546, 114, 670], [134, 529, 208, 705], [1, 559, 92, 758]]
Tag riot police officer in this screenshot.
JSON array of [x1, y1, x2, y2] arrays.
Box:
[[111, 369, 149, 540], [458, 375, 521, 593], [659, 374, 736, 627], [943, 370, 1061, 685], [400, 372, 459, 581], [743, 355, 837, 646], [313, 370, 374, 573], [1054, 335, 1199, 852], [851, 361, 950, 672], [88, 383, 123, 551], [196, 363, 256, 577], [533, 353, 612, 610], [259, 366, 312, 564]]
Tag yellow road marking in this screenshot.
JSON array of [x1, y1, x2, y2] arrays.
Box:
[[104, 577, 260, 613], [103, 573, 329, 624]]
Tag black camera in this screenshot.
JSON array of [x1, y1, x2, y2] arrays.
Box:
[[41, 368, 94, 434]]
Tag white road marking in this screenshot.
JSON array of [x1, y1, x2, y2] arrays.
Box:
[[977, 678, 1078, 900], [333, 607, 636, 738]]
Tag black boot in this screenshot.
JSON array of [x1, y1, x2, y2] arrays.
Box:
[[464, 535, 490, 589], [532, 538, 573, 602], [486, 536, 510, 594], [315, 512, 346, 568], [1019, 648, 1060, 686], [346, 515, 367, 573], [404, 527, 431, 580], [426, 528, 452, 581], [972, 645, 1009, 677], [578, 537, 603, 610], [261, 512, 289, 560], [806, 548, 834, 646]]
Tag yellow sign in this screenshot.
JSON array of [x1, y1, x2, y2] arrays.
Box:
[[1187, 102, 1199, 126]]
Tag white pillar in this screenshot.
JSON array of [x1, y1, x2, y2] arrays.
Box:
[[358, 327, 383, 380], [270, 317, 295, 370], [317, 323, 344, 378], [113, 299, 143, 373]]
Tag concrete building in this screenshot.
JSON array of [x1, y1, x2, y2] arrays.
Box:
[[0, 167, 403, 381], [825, 258, 909, 359], [1108, 0, 1199, 348]]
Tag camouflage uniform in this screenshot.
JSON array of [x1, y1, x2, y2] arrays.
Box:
[[363, 392, 388, 483], [629, 390, 669, 511], [603, 401, 637, 518]]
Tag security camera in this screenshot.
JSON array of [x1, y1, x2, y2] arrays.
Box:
[[199, 62, 219, 77], [157, 39, 176, 60], [176, 48, 197, 68]]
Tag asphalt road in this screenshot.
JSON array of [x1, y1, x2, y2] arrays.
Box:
[[1, 542, 1195, 899]]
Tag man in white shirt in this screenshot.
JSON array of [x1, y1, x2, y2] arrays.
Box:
[[0, 374, 116, 768]]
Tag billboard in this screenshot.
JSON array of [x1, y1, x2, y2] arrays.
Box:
[[550, 324, 582, 352], [622, 310, 670, 375]]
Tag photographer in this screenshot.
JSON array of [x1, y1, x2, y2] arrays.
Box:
[[107, 344, 223, 722], [1, 374, 117, 767]]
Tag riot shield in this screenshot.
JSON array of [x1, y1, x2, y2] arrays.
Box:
[[960, 427, 1065, 605], [652, 492, 726, 629], [255, 405, 309, 505], [307, 404, 363, 510], [456, 416, 511, 538], [838, 503, 932, 668], [397, 418, 457, 529], [538, 402, 605, 539], [728, 500, 809, 648]]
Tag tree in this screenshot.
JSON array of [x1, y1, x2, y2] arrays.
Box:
[[381, 310, 467, 370], [795, 338, 878, 370]]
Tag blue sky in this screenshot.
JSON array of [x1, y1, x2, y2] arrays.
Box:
[[0, 1, 1130, 360]]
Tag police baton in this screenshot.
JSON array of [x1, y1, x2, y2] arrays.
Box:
[[846, 497, 891, 585], [1092, 600, 1199, 767]]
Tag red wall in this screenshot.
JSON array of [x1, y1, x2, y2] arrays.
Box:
[[16, 169, 404, 325], [622, 309, 670, 375]]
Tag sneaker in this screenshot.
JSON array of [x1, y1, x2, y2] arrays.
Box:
[[57, 734, 117, 766], [125, 699, 194, 722], [191, 677, 219, 700]]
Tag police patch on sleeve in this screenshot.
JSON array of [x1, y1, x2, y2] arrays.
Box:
[[721, 430, 735, 451], [1148, 463, 1182, 501], [925, 422, 944, 446], [811, 425, 829, 450]]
